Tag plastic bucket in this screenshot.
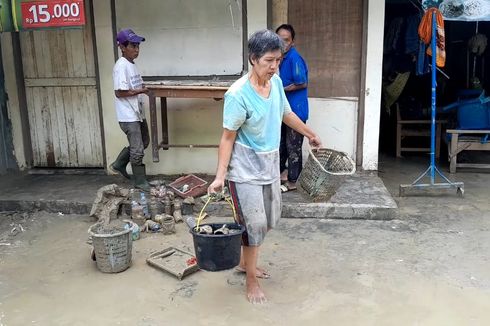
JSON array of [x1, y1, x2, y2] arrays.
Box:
[[190, 223, 245, 271], [89, 223, 132, 273]]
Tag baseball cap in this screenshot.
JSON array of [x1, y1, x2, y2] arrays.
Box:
[[116, 29, 145, 44]]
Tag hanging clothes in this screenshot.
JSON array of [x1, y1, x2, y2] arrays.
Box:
[[418, 8, 446, 67], [384, 17, 404, 53], [416, 40, 430, 76], [405, 14, 421, 55]]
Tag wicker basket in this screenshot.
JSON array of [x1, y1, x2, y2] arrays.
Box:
[[298, 148, 356, 201], [89, 223, 132, 273]]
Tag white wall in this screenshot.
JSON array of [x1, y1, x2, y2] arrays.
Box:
[[303, 98, 358, 161], [115, 0, 243, 76], [247, 0, 268, 36], [93, 0, 270, 175], [361, 0, 385, 170]]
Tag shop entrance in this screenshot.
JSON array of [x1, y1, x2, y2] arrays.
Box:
[[380, 1, 490, 170]]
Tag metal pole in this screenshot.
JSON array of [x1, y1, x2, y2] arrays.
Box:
[[430, 11, 437, 184], [399, 9, 464, 197]]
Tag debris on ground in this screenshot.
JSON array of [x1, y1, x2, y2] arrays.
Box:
[[146, 247, 199, 280], [0, 212, 31, 245], [10, 224, 25, 236], [182, 196, 195, 215], [123, 220, 140, 240], [185, 215, 197, 229], [150, 183, 167, 198], [183, 197, 195, 205], [141, 215, 176, 234], [90, 184, 129, 225], [173, 200, 183, 223], [141, 220, 162, 233]]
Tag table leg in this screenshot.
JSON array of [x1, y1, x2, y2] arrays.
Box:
[[161, 97, 169, 150], [450, 133, 458, 173], [396, 123, 402, 158], [149, 93, 159, 162]]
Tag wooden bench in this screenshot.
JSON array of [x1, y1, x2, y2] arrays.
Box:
[[447, 129, 490, 173]]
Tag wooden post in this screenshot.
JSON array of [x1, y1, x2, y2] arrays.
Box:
[[450, 133, 458, 173], [161, 97, 169, 150], [149, 93, 159, 162]]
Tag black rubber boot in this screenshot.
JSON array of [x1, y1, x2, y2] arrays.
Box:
[[131, 164, 151, 192], [110, 147, 131, 179]]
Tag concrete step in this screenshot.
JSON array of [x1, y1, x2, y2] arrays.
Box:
[[0, 173, 397, 219]]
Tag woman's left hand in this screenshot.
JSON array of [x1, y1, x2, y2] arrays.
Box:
[[309, 135, 322, 149]]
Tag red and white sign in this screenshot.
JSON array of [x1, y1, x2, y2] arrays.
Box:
[[21, 0, 85, 29]]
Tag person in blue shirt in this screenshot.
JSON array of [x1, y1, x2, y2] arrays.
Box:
[[276, 24, 309, 192], [208, 30, 321, 304]]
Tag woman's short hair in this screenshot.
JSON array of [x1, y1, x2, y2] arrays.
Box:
[[275, 24, 296, 40], [248, 29, 284, 66]]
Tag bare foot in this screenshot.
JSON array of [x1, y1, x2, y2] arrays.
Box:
[[246, 277, 267, 304], [236, 265, 270, 279], [280, 170, 288, 183]]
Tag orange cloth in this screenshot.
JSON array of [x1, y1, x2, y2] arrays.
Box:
[[418, 8, 445, 67]]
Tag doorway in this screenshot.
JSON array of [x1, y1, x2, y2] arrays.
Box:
[[19, 2, 103, 168]]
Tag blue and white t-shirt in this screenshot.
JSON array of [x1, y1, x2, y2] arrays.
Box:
[[223, 73, 292, 184]]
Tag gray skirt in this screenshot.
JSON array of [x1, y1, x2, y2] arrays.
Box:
[[228, 179, 282, 246]]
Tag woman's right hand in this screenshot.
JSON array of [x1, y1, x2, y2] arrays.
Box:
[[208, 178, 225, 194]]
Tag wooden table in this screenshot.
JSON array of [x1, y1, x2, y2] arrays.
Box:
[[447, 129, 490, 173], [144, 80, 233, 162]]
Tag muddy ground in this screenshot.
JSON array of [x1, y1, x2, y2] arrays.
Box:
[[1, 204, 489, 325]]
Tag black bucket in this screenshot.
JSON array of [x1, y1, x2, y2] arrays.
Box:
[[190, 223, 245, 271]]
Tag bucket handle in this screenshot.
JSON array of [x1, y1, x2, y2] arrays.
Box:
[[194, 194, 238, 231]]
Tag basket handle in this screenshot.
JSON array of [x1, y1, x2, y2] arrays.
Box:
[[308, 148, 356, 176], [194, 194, 237, 231]]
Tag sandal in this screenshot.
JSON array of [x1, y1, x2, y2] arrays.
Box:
[[280, 184, 297, 193]]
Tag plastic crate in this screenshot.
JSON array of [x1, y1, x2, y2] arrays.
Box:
[[169, 174, 208, 198], [457, 102, 490, 130]]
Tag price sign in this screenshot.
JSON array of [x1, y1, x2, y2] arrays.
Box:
[[21, 0, 85, 29]]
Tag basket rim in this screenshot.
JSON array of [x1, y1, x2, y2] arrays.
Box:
[[308, 148, 356, 176], [88, 223, 131, 238]]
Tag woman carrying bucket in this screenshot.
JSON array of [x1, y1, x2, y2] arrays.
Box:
[[208, 29, 322, 304]]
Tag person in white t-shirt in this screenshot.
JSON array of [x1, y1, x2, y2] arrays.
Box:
[[110, 28, 151, 191]]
